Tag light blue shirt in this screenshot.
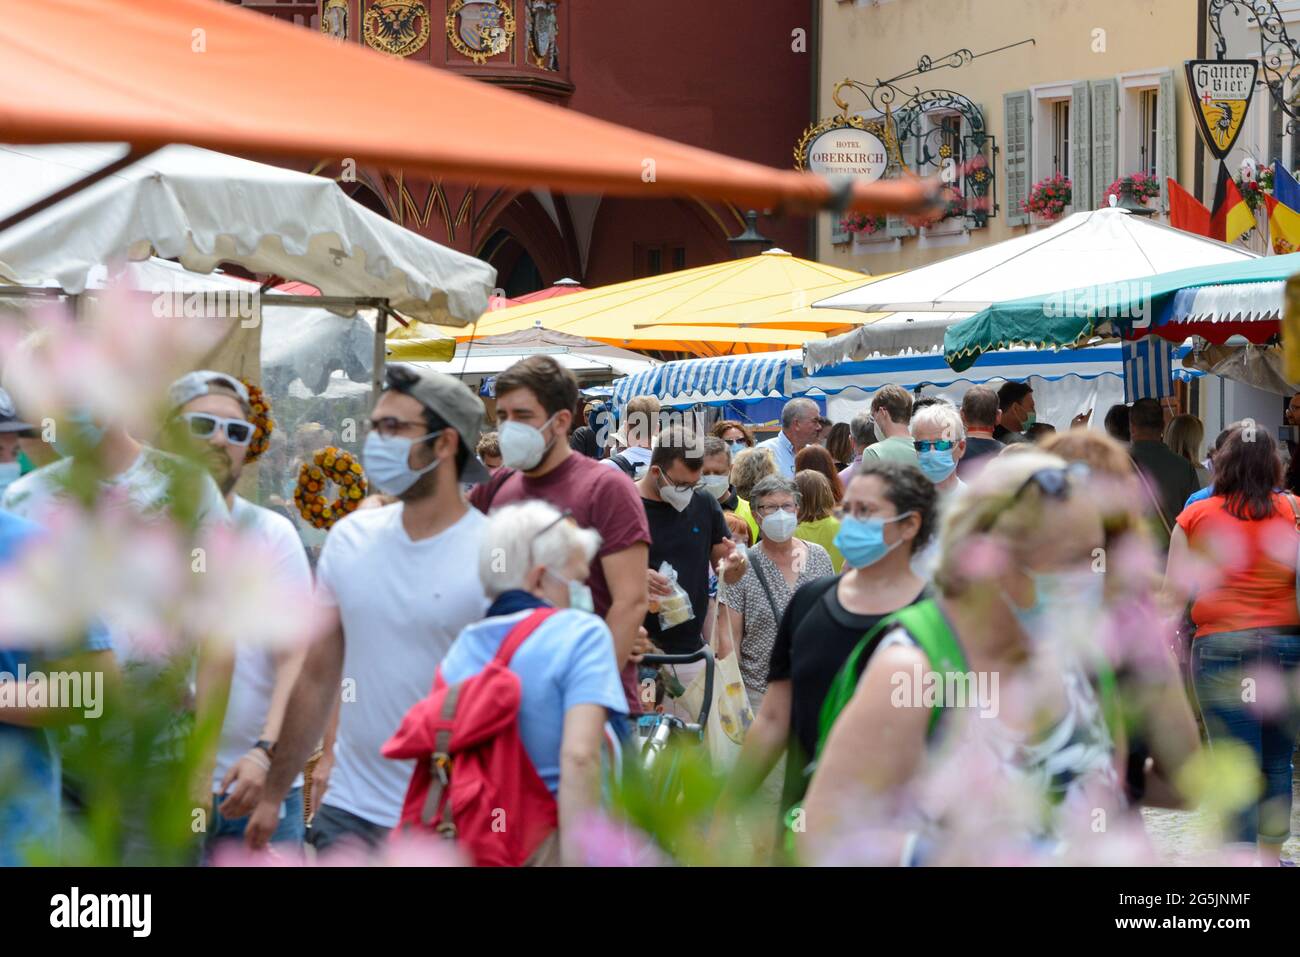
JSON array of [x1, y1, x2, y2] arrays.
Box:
[[756, 432, 797, 478], [1183, 485, 1214, 512], [439, 607, 627, 795]]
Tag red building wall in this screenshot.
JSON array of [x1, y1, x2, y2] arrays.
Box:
[[239, 0, 813, 291]]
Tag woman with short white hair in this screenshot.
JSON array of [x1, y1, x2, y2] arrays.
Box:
[[435, 500, 628, 865]]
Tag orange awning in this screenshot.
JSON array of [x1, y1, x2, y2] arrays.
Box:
[[0, 0, 937, 217]]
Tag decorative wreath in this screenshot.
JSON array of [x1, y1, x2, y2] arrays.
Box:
[[240, 379, 274, 462], [294, 447, 367, 529]]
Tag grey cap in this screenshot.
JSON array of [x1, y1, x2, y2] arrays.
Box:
[[168, 370, 252, 417], [0, 386, 32, 433], [387, 364, 490, 484]]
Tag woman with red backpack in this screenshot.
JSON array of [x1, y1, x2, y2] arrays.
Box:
[[383, 501, 627, 866]]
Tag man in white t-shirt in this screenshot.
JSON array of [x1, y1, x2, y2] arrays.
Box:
[[603, 395, 660, 480], [246, 365, 491, 852], [164, 371, 314, 858]]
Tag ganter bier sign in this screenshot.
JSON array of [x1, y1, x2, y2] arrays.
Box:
[[795, 116, 893, 182], [1185, 59, 1258, 160]]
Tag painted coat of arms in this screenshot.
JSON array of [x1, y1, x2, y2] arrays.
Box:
[[364, 0, 430, 58], [446, 0, 514, 65]]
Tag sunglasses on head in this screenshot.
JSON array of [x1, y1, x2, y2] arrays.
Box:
[[978, 463, 1091, 533], [181, 412, 255, 446]]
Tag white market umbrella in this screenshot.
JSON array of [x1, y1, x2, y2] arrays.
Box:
[[0, 142, 496, 325], [415, 327, 659, 382], [806, 207, 1256, 370]]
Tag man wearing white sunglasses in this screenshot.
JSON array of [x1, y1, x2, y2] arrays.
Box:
[[170, 370, 313, 860]]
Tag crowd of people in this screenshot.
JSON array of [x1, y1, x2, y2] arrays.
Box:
[[2, 351, 1300, 867]]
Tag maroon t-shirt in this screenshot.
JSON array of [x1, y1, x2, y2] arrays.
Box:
[[470, 451, 651, 709]]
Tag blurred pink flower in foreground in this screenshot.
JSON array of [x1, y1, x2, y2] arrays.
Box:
[[568, 812, 669, 867], [210, 830, 467, 867], [0, 289, 224, 437]]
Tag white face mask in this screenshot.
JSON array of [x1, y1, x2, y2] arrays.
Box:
[[699, 474, 730, 500], [656, 469, 695, 512], [0, 460, 18, 497], [498, 414, 557, 471], [760, 509, 798, 543]]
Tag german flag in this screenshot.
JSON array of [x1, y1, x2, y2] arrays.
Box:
[[1210, 161, 1254, 243]]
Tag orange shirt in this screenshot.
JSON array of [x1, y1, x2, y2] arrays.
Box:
[[1176, 493, 1300, 636]]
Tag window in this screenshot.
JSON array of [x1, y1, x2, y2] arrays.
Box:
[[634, 243, 686, 277], [1052, 100, 1070, 177], [646, 248, 662, 276], [1138, 89, 1158, 177], [672, 246, 686, 271]]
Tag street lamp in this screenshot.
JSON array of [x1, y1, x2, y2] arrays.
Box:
[[1110, 180, 1158, 217], [728, 209, 774, 258]]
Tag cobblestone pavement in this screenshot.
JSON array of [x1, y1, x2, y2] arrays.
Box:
[[1142, 779, 1300, 865]]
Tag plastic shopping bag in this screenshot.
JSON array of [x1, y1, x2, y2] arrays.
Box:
[[678, 584, 753, 770], [653, 561, 695, 632]]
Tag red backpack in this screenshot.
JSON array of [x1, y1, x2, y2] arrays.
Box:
[[381, 608, 560, 866]]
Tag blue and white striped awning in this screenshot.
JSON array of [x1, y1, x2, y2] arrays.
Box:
[[788, 344, 1201, 397], [612, 351, 796, 409]]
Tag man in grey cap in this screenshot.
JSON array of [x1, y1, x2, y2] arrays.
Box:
[[0, 386, 34, 501], [245, 365, 490, 853], [166, 371, 315, 860]]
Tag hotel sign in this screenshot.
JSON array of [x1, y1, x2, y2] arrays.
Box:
[[1185, 59, 1258, 160], [795, 115, 900, 182]]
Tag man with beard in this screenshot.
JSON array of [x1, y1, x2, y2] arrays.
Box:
[[245, 365, 490, 852], [168, 371, 313, 858]]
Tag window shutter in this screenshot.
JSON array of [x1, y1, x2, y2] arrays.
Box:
[[887, 117, 919, 237], [831, 214, 849, 245], [1070, 81, 1092, 211], [1004, 90, 1032, 225], [1269, 81, 1285, 172], [1156, 70, 1178, 212], [1090, 78, 1119, 208]]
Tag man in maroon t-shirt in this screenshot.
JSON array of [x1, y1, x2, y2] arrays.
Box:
[[469, 355, 651, 710]]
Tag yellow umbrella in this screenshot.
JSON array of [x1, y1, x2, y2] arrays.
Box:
[[439, 250, 892, 356], [385, 319, 456, 362]]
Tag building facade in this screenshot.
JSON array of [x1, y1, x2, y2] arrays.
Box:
[[234, 0, 814, 295], [814, 0, 1203, 271]]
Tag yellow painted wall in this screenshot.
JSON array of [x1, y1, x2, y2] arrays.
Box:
[[817, 0, 1202, 272]]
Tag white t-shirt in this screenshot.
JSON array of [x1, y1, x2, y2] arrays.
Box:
[[314, 502, 489, 828], [602, 444, 652, 479], [212, 496, 313, 793]]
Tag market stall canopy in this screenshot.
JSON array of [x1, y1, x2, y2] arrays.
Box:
[[613, 351, 796, 409], [444, 251, 884, 355], [0, 0, 939, 219], [0, 142, 494, 325], [808, 207, 1255, 366], [944, 250, 1300, 371], [397, 327, 655, 379]]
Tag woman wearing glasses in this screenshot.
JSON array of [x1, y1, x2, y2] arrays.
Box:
[[720, 461, 934, 847], [799, 451, 1197, 865]]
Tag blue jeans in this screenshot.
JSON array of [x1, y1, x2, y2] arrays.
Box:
[[1191, 629, 1300, 844], [203, 787, 304, 861]]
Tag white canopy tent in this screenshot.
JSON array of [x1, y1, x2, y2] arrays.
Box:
[[0, 142, 495, 325], [808, 207, 1257, 369], [419, 328, 659, 395]]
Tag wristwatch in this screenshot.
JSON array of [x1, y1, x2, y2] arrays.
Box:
[[254, 739, 277, 759]]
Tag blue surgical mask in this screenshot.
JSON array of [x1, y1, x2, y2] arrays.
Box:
[[917, 448, 957, 484], [51, 409, 105, 457], [833, 511, 914, 569], [548, 569, 594, 613], [728, 441, 747, 456], [362, 429, 442, 495], [1006, 568, 1106, 641]]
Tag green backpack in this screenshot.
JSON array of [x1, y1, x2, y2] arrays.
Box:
[[782, 598, 1120, 851]]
